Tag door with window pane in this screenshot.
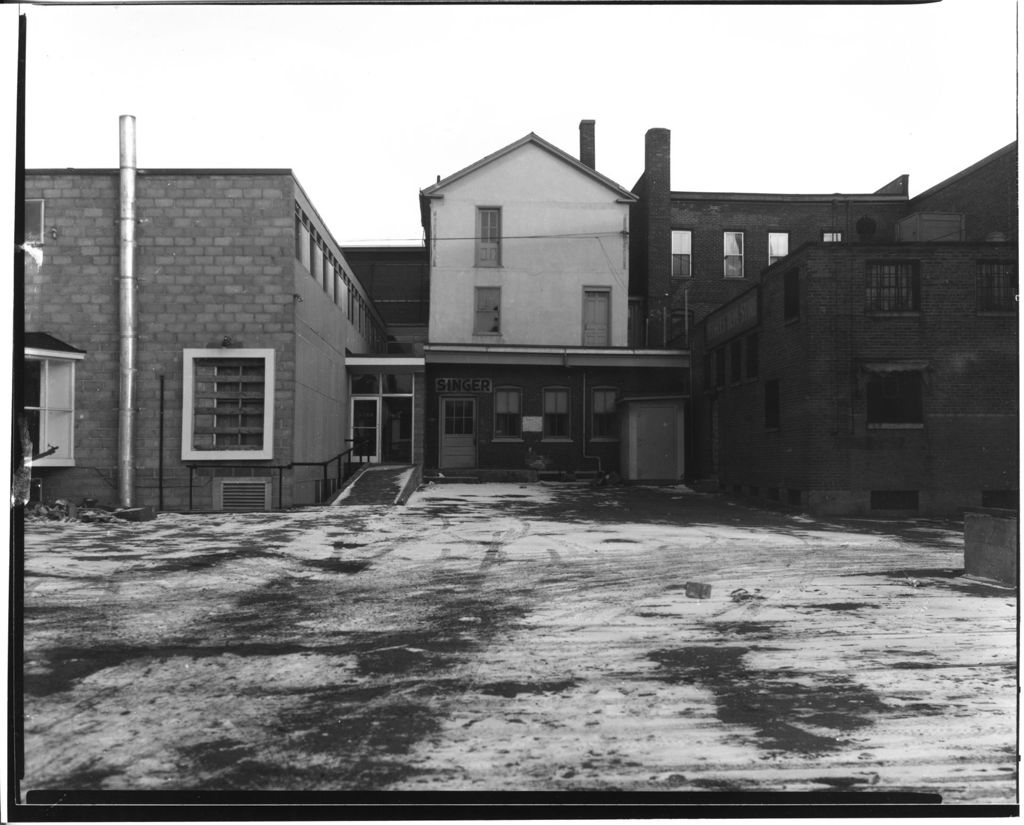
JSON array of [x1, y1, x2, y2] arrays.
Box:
[[583, 290, 610, 346], [440, 398, 476, 468], [351, 398, 379, 463]]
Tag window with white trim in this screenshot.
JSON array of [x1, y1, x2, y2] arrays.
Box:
[[591, 388, 618, 440], [474, 286, 501, 334], [543, 387, 570, 439], [476, 207, 501, 267], [672, 230, 692, 278], [822, 230, 843, 243], [724, 232, 744, 278], [768, 232, 789, 266], [24, 348, 82, 467], [182, 349, 275, 460], [494, 387, 522, 439]]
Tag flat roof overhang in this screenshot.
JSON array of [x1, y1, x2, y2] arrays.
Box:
[[424, 344, 689, 369], [346, 356, 425, 374]]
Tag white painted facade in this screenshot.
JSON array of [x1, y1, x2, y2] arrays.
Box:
[[422, 136, 635, 348]]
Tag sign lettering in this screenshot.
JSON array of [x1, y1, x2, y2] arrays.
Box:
[[435, 378, 493, 393], [705, 289, 759, 347]]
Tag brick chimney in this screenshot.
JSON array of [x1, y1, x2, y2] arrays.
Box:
[[579, 119, 596, 169], [644, 128, 671, 346]]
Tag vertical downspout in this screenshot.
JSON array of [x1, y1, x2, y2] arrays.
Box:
[[118, 115, 138, 508]]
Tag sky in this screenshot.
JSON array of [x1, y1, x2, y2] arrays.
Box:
[[13, 0, 1021, 246]]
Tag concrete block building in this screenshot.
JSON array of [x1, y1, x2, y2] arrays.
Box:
[[22, 165, 387, 510], [688, 143, 1018, 516]]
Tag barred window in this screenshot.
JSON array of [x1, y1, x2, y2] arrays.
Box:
[[866, 261, 920, 312], [183, 349, 275, 460], [494, 388, 522, 439], [977, 261, 1017, 312]]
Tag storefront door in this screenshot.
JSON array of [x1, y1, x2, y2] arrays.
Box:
[[440, 397, 476, 469]]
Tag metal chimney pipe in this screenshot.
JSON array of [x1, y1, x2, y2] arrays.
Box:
[[118, 115, 138, 508]]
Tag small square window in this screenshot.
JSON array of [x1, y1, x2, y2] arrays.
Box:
[[822, 230, 843, 243]]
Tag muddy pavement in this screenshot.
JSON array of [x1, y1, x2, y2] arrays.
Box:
[[20, 483, 1017, 801]]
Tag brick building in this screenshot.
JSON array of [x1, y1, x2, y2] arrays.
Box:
[[688, 143, 1018, 517], [22, 166, 390, 510], [629, 128, 913, 348]]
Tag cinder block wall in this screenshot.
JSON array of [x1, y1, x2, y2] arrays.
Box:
[[24, 171, 306, 510]]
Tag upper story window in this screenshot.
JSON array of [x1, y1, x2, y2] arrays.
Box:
[[724, 232, 744, 278], [24, 345, 84, 467], [783, 268, 800, 321], [474, 287, 501, 334], [494, 387, 522, 439], [866, 261, 920, 312], [543, 387, 570, 440], [822, 230, 843, 243], [977, 261, 1018, 313], [582, 289, 610, 346], [182, 349, 275, 461], [866, 370, 923, 428], [591, 388, 618, 440], [672, 230, 692, 278], [476, 207, 501, 267], [24, 200, 44, 244], [768, 232, 789, 266]]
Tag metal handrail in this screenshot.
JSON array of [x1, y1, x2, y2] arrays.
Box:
[[185, 438, 371, 509]]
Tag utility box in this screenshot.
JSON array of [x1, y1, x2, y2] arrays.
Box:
[[964, 509, 1018, 586]]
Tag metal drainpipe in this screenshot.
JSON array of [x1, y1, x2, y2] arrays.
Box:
[[118, 115, 138, 508]]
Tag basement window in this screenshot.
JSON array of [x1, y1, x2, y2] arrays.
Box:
[[182, 349, 275, 461]]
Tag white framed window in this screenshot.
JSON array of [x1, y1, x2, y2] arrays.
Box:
[[476, 207, 501, 267], [25, 200, 44, 244], [543, 387, 570, 440], [671, 230, 692, 278], [768, 232, 789, 266], [724, 231, 744, 278], [474, 286, 501, 334], [24, 346, 83, 467], [182, 349, 275, 460], [591, 388, 618, 440], [494, 387, 522, 439], [822, 230, 843, 243]]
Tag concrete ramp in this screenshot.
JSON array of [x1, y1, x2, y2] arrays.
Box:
[[330, 465, 420, 506]]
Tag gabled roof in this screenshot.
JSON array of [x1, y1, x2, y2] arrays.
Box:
[[420, 132, 637, 203], [25, 332, 86, 355]]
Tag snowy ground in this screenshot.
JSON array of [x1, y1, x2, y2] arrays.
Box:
[[19, 483, 1018, 803]]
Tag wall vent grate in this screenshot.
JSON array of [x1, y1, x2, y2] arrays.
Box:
[[215, 478, 272, 511]]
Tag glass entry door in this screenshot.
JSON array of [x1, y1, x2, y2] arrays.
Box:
[[352, 398, 379, 463]]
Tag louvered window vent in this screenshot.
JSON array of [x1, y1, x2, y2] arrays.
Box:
[[214, 478, 272, 511]]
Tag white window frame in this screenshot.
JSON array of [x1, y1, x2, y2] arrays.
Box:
[[24, 347, 83, 467], [822, 230, 843, 243], [474, 286, 501, 335], [476, 207, 502, 267], [182, 348, 275, 461], [768, 232, 789, 266], [671, 230, 692, 278], [724, 231, 744, 278]]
